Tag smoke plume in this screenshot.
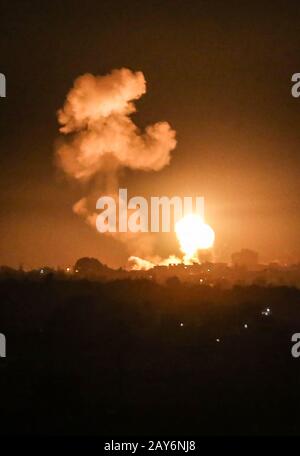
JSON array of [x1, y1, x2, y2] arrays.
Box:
[[56, 68, 177, 259]]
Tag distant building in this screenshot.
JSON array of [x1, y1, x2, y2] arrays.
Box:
[[231, 249, 259, 270]]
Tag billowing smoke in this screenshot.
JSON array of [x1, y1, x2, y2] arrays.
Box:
[[56, 68, 177, 259]]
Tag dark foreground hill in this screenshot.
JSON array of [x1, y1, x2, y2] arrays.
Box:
[[0, 277, 299, 435]]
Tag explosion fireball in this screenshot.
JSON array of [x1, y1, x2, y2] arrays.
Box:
[[175, 214, 215, 260]]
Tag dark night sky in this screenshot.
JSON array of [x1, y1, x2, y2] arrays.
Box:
[[1, 0, 300, 269]]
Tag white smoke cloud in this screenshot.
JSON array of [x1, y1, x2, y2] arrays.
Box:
[[56, 68, 176, 181], [56, 68, 177, 259]]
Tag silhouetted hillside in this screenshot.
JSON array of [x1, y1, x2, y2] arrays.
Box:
[[0, 277, 300, 435]]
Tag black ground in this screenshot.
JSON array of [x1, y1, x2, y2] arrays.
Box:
[[0, 277, 299, 435]]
